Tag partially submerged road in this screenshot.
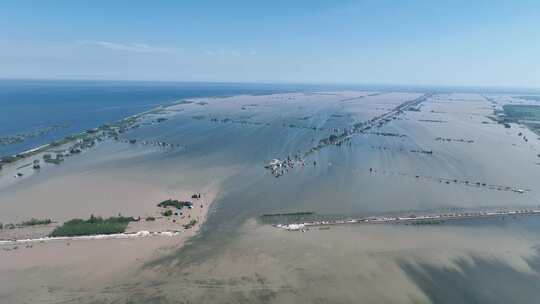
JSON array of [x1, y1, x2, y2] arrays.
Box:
[[265, 93, 433, 176]]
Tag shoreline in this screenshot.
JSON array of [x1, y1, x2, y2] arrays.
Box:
[[0, 91, 293, 163], [0, 99, 178, 171], [0, 230, 181, 246], [0, 95, 220, 251]]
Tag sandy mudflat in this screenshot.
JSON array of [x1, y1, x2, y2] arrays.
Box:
[[0, 235, 180, 303], [0, 155, 219, 303]]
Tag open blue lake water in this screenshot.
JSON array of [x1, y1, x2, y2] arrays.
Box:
[[0, 79, 324, 157]]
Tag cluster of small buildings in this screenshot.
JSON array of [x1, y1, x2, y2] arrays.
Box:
[[265, 155, 307, 178]]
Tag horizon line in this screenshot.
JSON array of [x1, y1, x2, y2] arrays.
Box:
[[1, 77, 539, 93]]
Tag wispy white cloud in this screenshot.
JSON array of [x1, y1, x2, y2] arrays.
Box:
[[203, 49, 257, 57], [76, 40, 178, 54]]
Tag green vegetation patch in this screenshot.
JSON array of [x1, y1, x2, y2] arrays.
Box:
[[50, 215, 136, 237], [158, 199, 192, 209], [21, 218, 52, 226]]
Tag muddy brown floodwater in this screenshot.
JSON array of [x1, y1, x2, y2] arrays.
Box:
[[2, 91, 540, 303]]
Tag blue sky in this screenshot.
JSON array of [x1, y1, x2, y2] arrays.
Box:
[[1, 0, 539, 87]]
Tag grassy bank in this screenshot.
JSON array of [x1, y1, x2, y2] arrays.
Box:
[[0, 218, 52, 230], [50, 215, 136, 237]]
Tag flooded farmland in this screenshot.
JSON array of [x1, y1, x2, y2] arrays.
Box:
[[2, 90, 540, 303]]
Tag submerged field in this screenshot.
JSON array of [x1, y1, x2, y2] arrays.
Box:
[[504, 104, 540, 119], [503, 104, 540, 135], [1, 90, 540, 303]]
